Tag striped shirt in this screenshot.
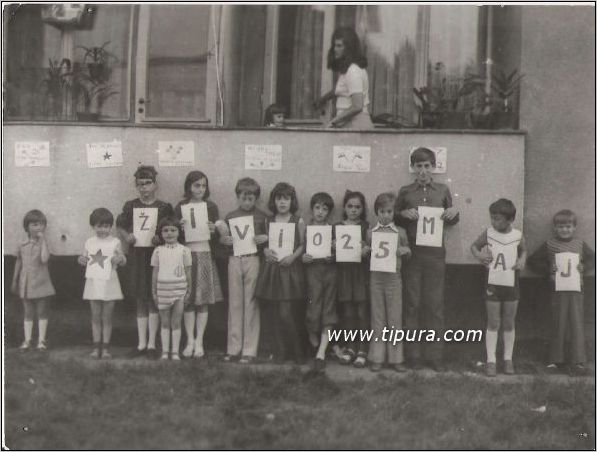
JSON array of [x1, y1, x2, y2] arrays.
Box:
[[151, 243, 192, 307]]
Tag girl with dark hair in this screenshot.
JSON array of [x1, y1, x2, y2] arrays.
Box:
[[315, 27, 373, 129], [174, 170, 225, 359]]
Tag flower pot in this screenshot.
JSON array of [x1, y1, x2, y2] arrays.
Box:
[[437, 111, 468, 129]]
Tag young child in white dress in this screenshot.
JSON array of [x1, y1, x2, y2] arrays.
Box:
[[78, 208, 126, 359], [151, 217, 192, 361]]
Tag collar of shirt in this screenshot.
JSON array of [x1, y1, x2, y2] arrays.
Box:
[[372, 222, 399, 232], [415, 178, 438, 190]]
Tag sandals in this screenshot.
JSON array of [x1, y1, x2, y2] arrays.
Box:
[[340, 348, 356, 365]]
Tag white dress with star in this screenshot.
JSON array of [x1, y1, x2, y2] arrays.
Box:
[[83, 236, 124, 301]]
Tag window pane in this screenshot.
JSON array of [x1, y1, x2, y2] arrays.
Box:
[[146, 5, 210, 119], [276, 6, 324, 120], [4, 4, 131, 121]]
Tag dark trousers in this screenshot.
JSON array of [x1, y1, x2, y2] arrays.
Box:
[[273, 300, 304, 362], [550, 292, 586, 364], [403, 249, 445, 362]]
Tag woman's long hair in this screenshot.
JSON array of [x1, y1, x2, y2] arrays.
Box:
[[326, 27, 368, 74]]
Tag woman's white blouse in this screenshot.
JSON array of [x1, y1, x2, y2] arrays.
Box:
[[335, 63, 370, 111]]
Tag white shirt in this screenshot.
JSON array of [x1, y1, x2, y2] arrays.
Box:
[[335, 63, 370, 111]]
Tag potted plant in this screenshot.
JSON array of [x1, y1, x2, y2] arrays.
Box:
[[40, 58, 73, 120], [73, 42, 119, 121]]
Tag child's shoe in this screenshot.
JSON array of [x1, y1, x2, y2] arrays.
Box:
[[239, 356, 255, 364], [37, 340, 47, 351], [370, 362, 382, 372], [503, 360, 515, 375], [570, 363, 588, 377], [182, 344, 194, 358], [313, 358, 326, 372], [329, 344, 344, 361], [353, 352, 367, 369], [394, 363, 408, 373], [340, 348, 355, 365], [19, 341, 32, 351], [485, 362, 497, 377], [171, 353, 181, 361], [147, 348, 160, 360], [193, 347, 205, 359], [161, 352, 169, 360], [101, 350, 112, 360], [90, 348, 101, 359], [546, 363, 560, 374]]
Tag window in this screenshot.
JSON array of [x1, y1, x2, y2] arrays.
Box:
[[4, 4, 132, 121], [4, 4, 520, 129]]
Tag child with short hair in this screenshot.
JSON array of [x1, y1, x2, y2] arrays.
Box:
[[396, 147, 459, 371], [264, 104, 286, 127], [471, 199, 527, 376], [220, 177, 269, 363], [302, 192, 337, 371], [367, 193, 411, 372], [527, 210, 595, 376], [78, 208, 126, 359], [174, 171, 225, 359], [255, 182, 306, 363], [11, 209, 55, 351], [116, 165, 174, 359], [335, 190, 371, 367], [151, 217, 192, 361]]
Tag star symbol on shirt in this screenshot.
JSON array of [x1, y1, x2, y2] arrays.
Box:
[[89, 249, 108, 268], [103, 152, 112, 160]]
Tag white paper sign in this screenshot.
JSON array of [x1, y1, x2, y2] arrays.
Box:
[[133, 208, 158, 247], [487, 242, 517, 287], [269, 222, 295, 260], [158, 141, 195, 167], [245, 144, 282, 170], [370, 232, 398, 273], [555, 252, 581, 292], [15, 141, 50, 167], [86, 141, 123, 168], [85, 247, 113, 280], [335, 225, 362, 262], [333, 146, 371, 172], [229, 216, 257, 257], [181, 203, 210, 243], [408, 147, 447, 173], [306, 225, 332, 259], [416, 206, 444, 247]]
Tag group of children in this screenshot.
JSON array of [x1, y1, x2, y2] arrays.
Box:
[[11, 148, 594, 376]]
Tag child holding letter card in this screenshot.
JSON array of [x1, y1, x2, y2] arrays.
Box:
[[527, 209, 595, 376], [471, 199, 526, 377]]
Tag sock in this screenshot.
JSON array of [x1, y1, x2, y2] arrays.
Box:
[[137, 317, 148, 350], [148, 313, 159, 349], [161, 328, 170, 354], [24, 320, 33, 343], [194, 311, 208, 355], [503, 330, 515, 361], [38, 319, 48, 343], [485, 329, 498, 363], [172, 329, 181, 356], [183, 311, 196, 348]]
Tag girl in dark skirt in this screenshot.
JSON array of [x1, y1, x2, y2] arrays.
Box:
[[255, 182, 306, 363], [335, 190, 371, 367]]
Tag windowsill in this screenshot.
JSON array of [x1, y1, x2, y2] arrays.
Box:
[[3, 120, 527, 135]]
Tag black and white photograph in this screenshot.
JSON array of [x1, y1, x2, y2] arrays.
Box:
[[2, 1, 595, 449]]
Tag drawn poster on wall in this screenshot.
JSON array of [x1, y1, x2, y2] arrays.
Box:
[[15, 141, 51, 167], [158, 141, 195, 167], [245, 144, 282, 170], [333, 146, 371, 172], [86, 141, 123, 168], [408, 147, 447, 173]]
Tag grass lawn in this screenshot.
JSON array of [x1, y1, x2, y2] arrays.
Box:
[[4, 350, 595, 450]]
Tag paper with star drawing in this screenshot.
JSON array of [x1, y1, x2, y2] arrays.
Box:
[[85, 246, 113, 280], [86, 141, 123, 168]]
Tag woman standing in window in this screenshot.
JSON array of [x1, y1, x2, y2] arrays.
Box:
[[315, 27, 373, 130]]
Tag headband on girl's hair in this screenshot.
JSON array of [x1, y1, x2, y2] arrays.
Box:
[[134, 165, 158, 181]]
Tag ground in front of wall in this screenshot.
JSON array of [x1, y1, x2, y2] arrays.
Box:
[[4, 348, 595, 450]]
